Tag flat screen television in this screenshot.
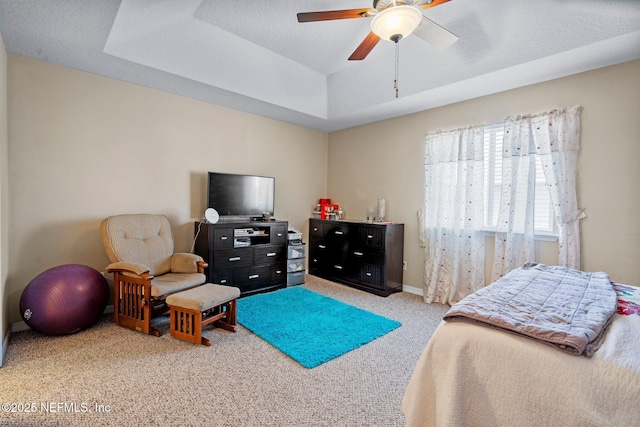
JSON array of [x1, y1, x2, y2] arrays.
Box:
[[207, 172, 275, 219]]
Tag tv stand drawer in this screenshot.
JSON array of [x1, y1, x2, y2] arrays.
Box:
[[234, 266, 270, 290], [213, 248, 253, 269], [270, 225, 287, 245], [212, 228, 234, 249], [254, 245, 285, 265], [213, 269, 234, 286]]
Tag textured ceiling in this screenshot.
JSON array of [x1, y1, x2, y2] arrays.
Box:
[[1, 0, 640, 132]]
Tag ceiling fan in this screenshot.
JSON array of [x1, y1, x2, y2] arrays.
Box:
[[297, 0, 458, 61]]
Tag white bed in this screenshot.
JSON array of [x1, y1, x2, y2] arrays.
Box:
[[403, 283, 640, 426]]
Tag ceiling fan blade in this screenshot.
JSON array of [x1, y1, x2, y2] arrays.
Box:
[[413, 16, 458, 48], [348, 32, 381, 61], [419, 0, 452, 10], [297, 8, 373, 23]]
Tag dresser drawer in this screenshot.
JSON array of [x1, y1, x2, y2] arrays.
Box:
[[254, 245, 285, 265], [213, 269, 234, 286], [213, 248, 253, 269], [327, 264, 347, 278], [212, 228, 234, 249], [356, 226, 385, 249], [310, 222, 324, 238], [356, 264, 384, 289], [271, 265, 286, 283], [349, 247, 384, 264], [325, 223, 350, 240], [235, 266, 270, 291], [310, 239, 329, 254], [308, 253, 326, 274], [327, 258, 349, 278], [271, 225, 288, 245]]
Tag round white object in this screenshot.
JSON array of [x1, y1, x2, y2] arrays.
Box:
[[204, 208, 219, 224]]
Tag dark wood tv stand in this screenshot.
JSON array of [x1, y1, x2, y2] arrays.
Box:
[[193, 220, 288, 297]]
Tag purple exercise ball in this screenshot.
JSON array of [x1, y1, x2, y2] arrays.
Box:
[[20, 264, 109, 335]]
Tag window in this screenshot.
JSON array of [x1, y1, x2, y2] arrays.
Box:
[[483, 123, 557, 235]]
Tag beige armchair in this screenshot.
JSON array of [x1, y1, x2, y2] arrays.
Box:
[[101, 214, 207, 336]]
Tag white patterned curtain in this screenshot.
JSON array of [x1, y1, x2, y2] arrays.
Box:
[[534, 107, 584, 267], [491, 107, 583, 281], [420, 125, 485, 304]]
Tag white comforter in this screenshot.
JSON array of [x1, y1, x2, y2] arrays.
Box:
[[403, 284, 640, 427]]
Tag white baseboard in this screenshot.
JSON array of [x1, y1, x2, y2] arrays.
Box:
[[402, 284, 423, 296], [11, 320, 28, 333], [1, 329, 8, 367]]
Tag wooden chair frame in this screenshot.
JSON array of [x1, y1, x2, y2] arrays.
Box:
[[110, 261, 207, 337]]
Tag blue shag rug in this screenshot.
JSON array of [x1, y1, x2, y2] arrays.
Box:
[[237, 286, 401, 368]]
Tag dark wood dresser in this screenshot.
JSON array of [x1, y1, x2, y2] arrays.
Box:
[[308, 218, 404, 296]]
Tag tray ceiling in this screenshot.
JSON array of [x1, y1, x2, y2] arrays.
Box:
[[1, 0, 639, 132]]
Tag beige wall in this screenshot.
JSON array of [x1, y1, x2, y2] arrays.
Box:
[[0, 35, 8, 363], [328, 60, 640, 292], [6, 54, 328, 324], [6, 53, 639, 326]]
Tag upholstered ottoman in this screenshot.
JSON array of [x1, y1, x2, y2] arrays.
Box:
[[166, 284, 240, 346]]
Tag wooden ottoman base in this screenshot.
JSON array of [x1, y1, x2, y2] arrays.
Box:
[[166, 284, 240, 346]]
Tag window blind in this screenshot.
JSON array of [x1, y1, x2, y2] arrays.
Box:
[[483, 123, 556, 234]]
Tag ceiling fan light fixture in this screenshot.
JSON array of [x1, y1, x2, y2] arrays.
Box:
[[370, 5, 423, 42]]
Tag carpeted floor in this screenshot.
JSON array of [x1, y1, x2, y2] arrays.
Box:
[[0, 275, 448, 427]]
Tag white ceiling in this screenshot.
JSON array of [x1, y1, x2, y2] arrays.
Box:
[[1, 0, 639, 133]]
